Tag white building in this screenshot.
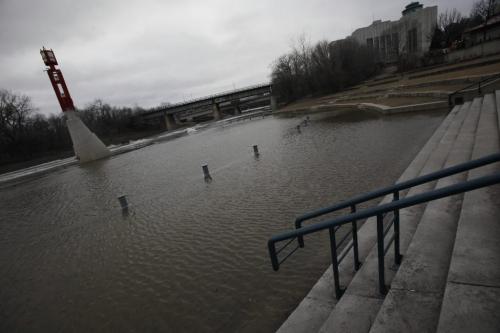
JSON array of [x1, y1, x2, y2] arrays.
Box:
[[350, 2, 437, 63]]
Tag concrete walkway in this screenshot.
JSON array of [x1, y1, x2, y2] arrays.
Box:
[[276, 91, 500, 332]]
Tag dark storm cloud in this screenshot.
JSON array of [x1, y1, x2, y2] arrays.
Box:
[[0, 0, 476, 115]]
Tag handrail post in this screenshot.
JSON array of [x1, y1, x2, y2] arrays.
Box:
[[376, 214, 387, 295], [295, 218, 305, 248], [329, 227, 343, 299], [393, 191, 402, 265], [351, 205, 361, 271], [268, 240, 279, 271]]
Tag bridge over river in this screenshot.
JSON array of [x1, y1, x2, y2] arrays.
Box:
[[138, 83, 276, 130]]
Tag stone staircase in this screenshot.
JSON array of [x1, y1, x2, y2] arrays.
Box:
[[277, 91, 500, 333]]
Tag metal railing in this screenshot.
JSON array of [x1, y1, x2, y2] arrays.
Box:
[[268, 153, 500, 299], [448, 73, 500, 109]]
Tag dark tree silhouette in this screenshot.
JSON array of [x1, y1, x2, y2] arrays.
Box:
[[271, 37, 378, 103]]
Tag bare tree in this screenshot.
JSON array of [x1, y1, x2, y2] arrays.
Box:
[[0, 89, 34, 144], [438, 9, 463, 30], [270, 36, 377, 102], [0, 90, 161, 168], [471, 0, 495, 22]]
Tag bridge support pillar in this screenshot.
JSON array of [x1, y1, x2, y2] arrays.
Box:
[[164, 113, 177, 131], [212, 103, 222, 120], [270, 95, 278, 112]]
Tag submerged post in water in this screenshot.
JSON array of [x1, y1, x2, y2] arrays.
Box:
[[253, 145, 260, 157], [202, 164, 212, 182], [118, 195, 128, 210]]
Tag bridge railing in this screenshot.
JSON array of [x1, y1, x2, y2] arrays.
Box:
[[144, 83, 271, 115]]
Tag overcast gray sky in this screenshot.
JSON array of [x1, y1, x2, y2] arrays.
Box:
[[0, 0, 475, 115]]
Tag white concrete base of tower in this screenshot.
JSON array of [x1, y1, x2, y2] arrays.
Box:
[[65, 110, 111, 163]]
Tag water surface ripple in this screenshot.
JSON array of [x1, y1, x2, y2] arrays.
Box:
[[0, 110, 445, 332]]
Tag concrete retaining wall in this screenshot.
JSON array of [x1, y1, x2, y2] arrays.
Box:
[[359, 101, 448, 114], [445, 40, 500, 63]]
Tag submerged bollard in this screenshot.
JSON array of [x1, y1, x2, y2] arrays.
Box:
[[253, 145, 260, 157], [118, 195, 128, 210], [202, 164, 213, 182]]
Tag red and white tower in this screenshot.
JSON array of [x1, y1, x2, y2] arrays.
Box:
[[41, 48, 110, 162]]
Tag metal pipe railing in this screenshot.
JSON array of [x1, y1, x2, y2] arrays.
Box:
[[269, 155, 500, 299], [286, 153, 500, 297], [295, 153, 500, 246], [448, 73, 500, 108]]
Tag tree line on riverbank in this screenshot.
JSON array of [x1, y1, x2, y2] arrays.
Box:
[[0, 89, 154, 170], [270, 36, 379, 103]]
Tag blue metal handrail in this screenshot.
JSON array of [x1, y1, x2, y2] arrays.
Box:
[[295, 153, 500, 252], [268, 153, 500, 299]]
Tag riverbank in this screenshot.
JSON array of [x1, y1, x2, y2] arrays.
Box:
[[0, 129, 191, 186], [274, 100, 448, 117], [0, 110, 272, 186], [0, 128, 164, 175], [275, 53, 500, 116]]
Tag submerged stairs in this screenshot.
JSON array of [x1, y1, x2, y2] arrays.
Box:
[[276, 91, 500, 333]]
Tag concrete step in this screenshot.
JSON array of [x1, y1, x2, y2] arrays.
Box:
[[317, 102, 470, 333], [368, 98, 481, 333], [275, 106, 462, 333], [436, 92, 500, 333]]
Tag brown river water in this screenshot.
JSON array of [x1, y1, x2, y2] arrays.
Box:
[[0, 109, 445, 332]]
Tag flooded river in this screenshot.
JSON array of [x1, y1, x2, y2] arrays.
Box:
[[0, 110, 445, 332]]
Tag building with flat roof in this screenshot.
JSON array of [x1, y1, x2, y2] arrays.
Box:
[[349, 2, 437, 63]]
